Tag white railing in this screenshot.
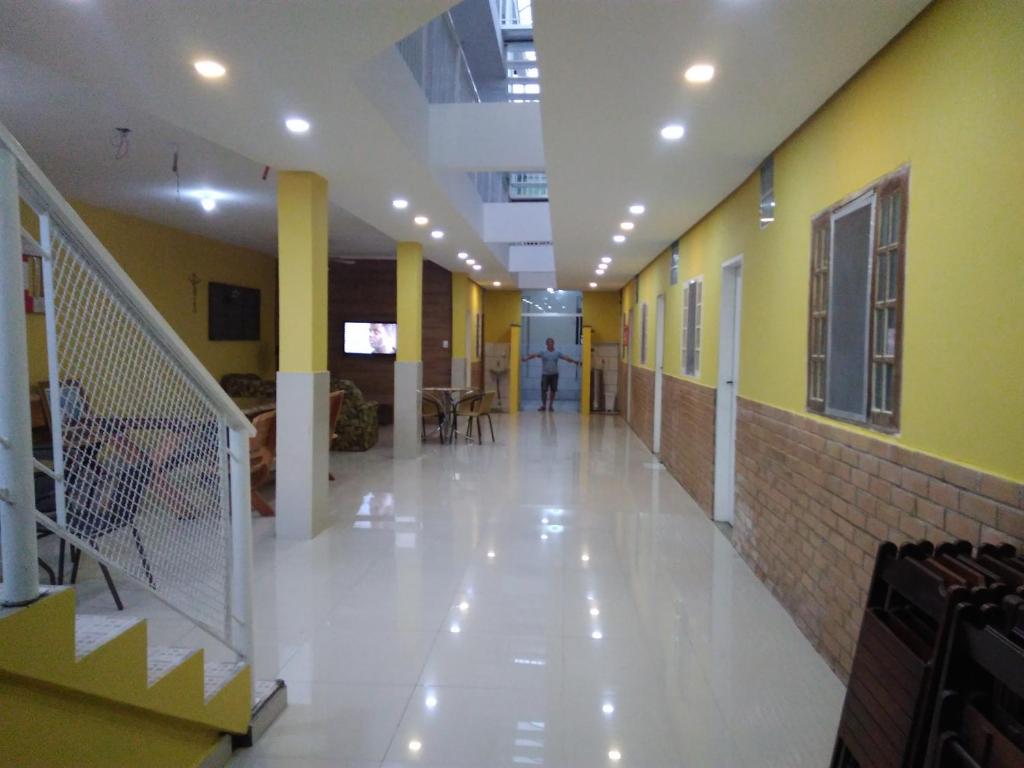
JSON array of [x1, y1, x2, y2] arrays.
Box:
[[396, 11, 481, 105], [0, 120, 255, 664]]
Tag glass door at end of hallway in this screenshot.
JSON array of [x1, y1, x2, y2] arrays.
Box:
[[519, 290, 583, 411]]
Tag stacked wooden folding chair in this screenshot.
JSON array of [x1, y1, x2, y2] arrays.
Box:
[[832, 541, 1024, 768], [927, 544, 1024, 767]]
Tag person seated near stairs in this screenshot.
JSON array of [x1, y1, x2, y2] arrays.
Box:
[[522, 337, 580, 412]]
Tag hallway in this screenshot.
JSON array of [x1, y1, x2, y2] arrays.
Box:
[[230, 412, 844, 767]]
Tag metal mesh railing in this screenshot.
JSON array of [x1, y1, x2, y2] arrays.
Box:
[[397, 12, 480, 105], [43, 229, 234, 643]]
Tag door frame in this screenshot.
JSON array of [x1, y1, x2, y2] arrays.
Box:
[[713, 254, 744, 524], [652, 293, 666, 454], [626, 306, 635, 421]]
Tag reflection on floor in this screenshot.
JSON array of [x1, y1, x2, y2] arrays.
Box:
[[63, 412, 845, 767]]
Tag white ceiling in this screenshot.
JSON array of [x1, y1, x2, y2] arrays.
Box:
[[534, 0, 929, 288], [0, 0, 929, 288]]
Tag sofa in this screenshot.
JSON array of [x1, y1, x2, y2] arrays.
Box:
[[219, 373, 379, 451]]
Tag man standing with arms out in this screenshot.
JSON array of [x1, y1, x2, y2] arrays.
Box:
[[523, 337, 580, 411]]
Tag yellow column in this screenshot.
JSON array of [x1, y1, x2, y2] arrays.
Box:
[[394, 242, 423, 458], [581, 325, 593, 415], [508, 324, 521, 413], [275, 171, 329, 539], [396, 243, 423, 362], [451, 273, 469, 386], [277, 172, 327, 372]]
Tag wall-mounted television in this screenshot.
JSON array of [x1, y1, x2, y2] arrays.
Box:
[[209, 282, 260, 341], [344, 321, 397, 355]]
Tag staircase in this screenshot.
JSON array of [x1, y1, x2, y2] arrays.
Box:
[[0, 118, 275, 765]]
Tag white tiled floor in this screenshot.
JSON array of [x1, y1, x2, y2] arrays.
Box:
[[67, 410, 845, 767]]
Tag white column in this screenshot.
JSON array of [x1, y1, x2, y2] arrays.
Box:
[[0, 146, 40, 606]]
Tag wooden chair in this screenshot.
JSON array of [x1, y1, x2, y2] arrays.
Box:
[[421, 392, 447, 444], [327, 390, 344, 481], [453, 392, 488, 444], [249, 409, 276, 516], [474, 391, 497, 443]]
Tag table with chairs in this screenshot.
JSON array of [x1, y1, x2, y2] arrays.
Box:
[[420, 387, 497, 444]]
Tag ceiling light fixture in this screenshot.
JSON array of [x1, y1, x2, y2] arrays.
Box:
[[285, 117, 311, 134], [200, 198, 216, 212], [392, 198, 409, 210], [629, 204, 646, 215], [589, 282, 598, 288], [660, 123, 685, 141], [596, 269, 605, 276], [430, 230, 444, 239], [684, 63, 715, 84], [425, 695, 438, 709], [193, 60, 226, 79], [603, 703, 615, 715], [457, 251, 469, 260], [620, 221, 634, 231], [601, 256, 612, 264], [408, 741, 422, 753], [609, 749, 622, 762], [492, 281, 502, 287], [466, 259, 475, 265], [591, 630, 603, 640], [472, 264, 482, 271], [613, 234, 626, 243]]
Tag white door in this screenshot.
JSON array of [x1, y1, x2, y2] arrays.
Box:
[[652, 294, 666, 454], [714, 256, 743, 524], [626, 307, 634, 421]]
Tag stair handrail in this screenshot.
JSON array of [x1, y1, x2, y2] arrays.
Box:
[[0, 119, 255, 665], [1, 122, 253, 435]]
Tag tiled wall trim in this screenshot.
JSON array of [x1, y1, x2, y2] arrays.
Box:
[[733, 397, 1024, 680]]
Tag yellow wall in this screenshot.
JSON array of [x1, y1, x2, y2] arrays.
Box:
[[483, 289, 522, 343], [23, 200, 277, 384], [625, 0, 1024, 481], [467, 280, 483, 362], [451, 273, 468, 358], [582, 291, 621, 344]]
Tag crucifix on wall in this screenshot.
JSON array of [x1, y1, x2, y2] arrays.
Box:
[[188, 272, 202, 314]]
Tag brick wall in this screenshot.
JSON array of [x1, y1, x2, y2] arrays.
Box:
[[628, 366, 654, 450], [471, 361, 483, 391], [659, 376, 716, 516], [733, 397, 1024, 680], [617, 360, 628, 413]]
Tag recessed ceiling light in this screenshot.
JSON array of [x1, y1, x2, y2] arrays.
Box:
[[589, 282, 598, 288], [193, 60, 226, 79], [629, 204, 645, 215], [591, 630, 603, 640], [458, 600, 470, 611], [457, 251, 469, 260], [590, 607, 600, 616], [466, 259, 475, 265], [425, 695, 438, 709], [620, 221, 634, 231], [613, 234, 626, 243], [608, 749, 622, 761], [601, 256, 612, 264], [449, 623, 461, 634], [472, 264, 482, 271], [602, 703, 615, 715], [684, 63, 715, 84], [581, 554, 590, 562], [596, 269, 605, 275], [660, 123, 685, 140], [492, 281, 502, 287], [487, 550, 496, 558], [431, 230, 444, 239], [414, 215, 429, 226], [392, 198, 409, 210], [408, 740, 422, 753], [285, 117, 311, 134]]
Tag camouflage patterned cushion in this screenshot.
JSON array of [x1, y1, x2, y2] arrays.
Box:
[[220, 373, 276, 398], [330, 378, 379, 452]]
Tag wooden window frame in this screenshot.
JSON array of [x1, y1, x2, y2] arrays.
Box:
[[806, 167, 908, 432], [681, 276, 703, 378]]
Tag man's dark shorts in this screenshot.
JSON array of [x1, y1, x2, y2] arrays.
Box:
[[541, 373, 559, 396]]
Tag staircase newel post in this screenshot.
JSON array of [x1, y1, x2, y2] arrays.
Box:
[[228, 426, 255, 669], [0, 145, 41, 606]]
